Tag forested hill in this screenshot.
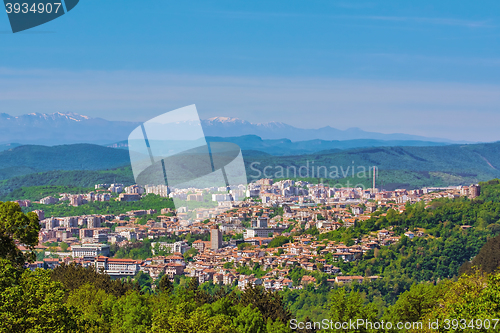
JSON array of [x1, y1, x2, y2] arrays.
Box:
[[0, 144, 130, 175], [2, 140, 500, 179], [2, 141, 500, 179], [246, 141, 500, 179], [0, 168, 135, 199], [1, 141, 500, 197]]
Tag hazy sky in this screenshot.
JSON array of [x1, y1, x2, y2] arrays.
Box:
[[1, 0, 500, 141]]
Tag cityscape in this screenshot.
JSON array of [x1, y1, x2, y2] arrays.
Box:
[[2, 0, 500, 331], [16, 178, 481, 291]]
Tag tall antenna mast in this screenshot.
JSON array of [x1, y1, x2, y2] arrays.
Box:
[[372, 166, 376, 192]]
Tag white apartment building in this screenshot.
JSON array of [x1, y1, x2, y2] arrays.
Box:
[[95, 257, 139, 277], [244, 227, 286, 239], [71, 243, 110, 258]]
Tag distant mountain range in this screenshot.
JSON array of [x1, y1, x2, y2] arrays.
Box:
[[0, 112, 139, 146], [0, 112, 470, 146], [201, 117, 463, 143]]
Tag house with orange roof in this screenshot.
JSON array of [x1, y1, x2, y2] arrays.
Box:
[[301, 275, 317, 285]]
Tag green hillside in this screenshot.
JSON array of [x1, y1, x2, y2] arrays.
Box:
[[0, 144, 131, 180], [1, 141, 500, 198], [208, 134, 449, 156], [110, 135, 449, 156], [245, 142, 500, 184], [2, 185, 96, 201], [0, 167, 135, 199]]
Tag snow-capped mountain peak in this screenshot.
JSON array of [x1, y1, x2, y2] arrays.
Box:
[[17, 112, 93, 122], [0, 111, 454, 145], [203, 117, 292, 129], [204, 117, 250, 125], [0, 112, 138, 145]]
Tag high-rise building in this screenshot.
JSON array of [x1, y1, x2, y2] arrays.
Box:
[[124, 185, 144, 194], [33, 209, 45, 220], [70, 195, 83, 206], [210, 225, 222, 250], [40, 196, 57, 205], [469, 184, 480, 199], [256, 216, 268, 228], [257, 178, 273, 186], [87, 216, 102, 229]]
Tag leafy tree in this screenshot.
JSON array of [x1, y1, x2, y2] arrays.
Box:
[[383, 282, 447, 331], [305, 227, 320, 236], [187, 276, 200, 292], [110, 290, 153, 333], [238, 284, 292, 323], [0, 201, 40, 267], [151, 297, 234, 333], [269, 206, 284, 218], [183, 247, 199, 260], [460, 233, 500, 274], [184, 276, 212, 305], [282, 288, 330, 323], [266, 318, 292, 333], [66, 283, 116, 333], [0, 260, 79, 332], [135, 271, 153, 293], [328, 287, 378, 333], [159, 274, 173, 294], [51, 263, 137, 298], [420, 271, 500, 333], [232, 304, 265, 333], [238, 242, 253, 250], [115, 240, 153, 260], [60, 242, 69, 252], [268, 236, 290, 248]]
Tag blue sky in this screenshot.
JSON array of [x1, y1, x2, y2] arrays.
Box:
[[1, 0, 500, 141]]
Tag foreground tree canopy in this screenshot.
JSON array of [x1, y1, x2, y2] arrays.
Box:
[[0, 201, 40, 267], [0, 263, 292, 333], [2, 258, 500, 333]]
